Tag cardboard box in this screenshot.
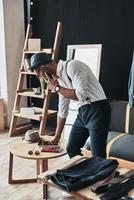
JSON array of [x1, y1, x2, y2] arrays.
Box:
[[20, 107, 35, 115], [28, 38, 41, 51]]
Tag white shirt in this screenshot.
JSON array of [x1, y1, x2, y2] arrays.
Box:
[[57, 59, 107, 119]]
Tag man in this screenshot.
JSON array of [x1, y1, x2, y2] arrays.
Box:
[[29, 52, 111, 158]]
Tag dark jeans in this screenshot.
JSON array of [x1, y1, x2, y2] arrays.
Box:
[[66, 100, 111, 158]]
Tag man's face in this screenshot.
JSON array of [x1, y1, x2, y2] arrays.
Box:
[[33, 65, 51, 79], [33, 65, 44, 78]]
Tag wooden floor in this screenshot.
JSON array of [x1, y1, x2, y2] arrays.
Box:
[[0, 130, 78, 200]]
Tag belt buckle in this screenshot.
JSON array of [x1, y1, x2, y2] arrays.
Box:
[[86, 97, 91, 103]]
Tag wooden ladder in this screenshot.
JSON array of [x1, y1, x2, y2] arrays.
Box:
[[9, 22, 62, 137]]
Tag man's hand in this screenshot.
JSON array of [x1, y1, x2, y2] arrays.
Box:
[[43, 73, 59, 91], [48, 135, 60, 145]]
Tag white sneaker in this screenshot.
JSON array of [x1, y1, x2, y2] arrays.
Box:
[[62, 191, 73, 198]]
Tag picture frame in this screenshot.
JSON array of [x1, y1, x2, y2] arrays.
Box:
[[66, 44, 102, 80]]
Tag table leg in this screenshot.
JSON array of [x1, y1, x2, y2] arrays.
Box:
[[8, 152, 13, 184], [36, 160, 40, 176], [8, 152, 37, 184], [41, 159, 48, 200]]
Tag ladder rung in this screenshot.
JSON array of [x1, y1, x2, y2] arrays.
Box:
[[17, 89, 55, 97], [13, 124, 33, 135], [13, 109, 57, 121], [21, 71, 36, 75], [14, 113, 41, 121], [47, 110, 58, 118], [17, 91, 45, 99], [24, 48, 52, 54]]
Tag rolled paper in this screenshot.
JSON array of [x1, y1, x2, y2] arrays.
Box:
[[40, 78, 46, 97]]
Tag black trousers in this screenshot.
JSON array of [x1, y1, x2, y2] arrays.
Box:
[[100, 173, 134, 200], [66, 100, 111, 158]]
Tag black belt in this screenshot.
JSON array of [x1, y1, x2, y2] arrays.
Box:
[[90, 99, 108, 105]]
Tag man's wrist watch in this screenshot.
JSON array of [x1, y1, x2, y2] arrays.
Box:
[[55, 85, 60, 92]]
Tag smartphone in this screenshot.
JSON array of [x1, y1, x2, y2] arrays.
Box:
[[42, 68, 52, 79], [45, 72, 52, 79]]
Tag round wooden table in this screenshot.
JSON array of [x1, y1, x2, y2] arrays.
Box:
[[8, 140, 66, 199]]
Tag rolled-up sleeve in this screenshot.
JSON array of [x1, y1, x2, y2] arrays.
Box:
[[58, 94, 70, 118], [67, 60, 89, 102]]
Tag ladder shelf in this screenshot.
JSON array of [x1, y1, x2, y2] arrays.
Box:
[[9, 21, 62, 136]]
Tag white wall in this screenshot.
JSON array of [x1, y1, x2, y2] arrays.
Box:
[[0, 0, 7, 101], [0, 0, 25, 127]]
